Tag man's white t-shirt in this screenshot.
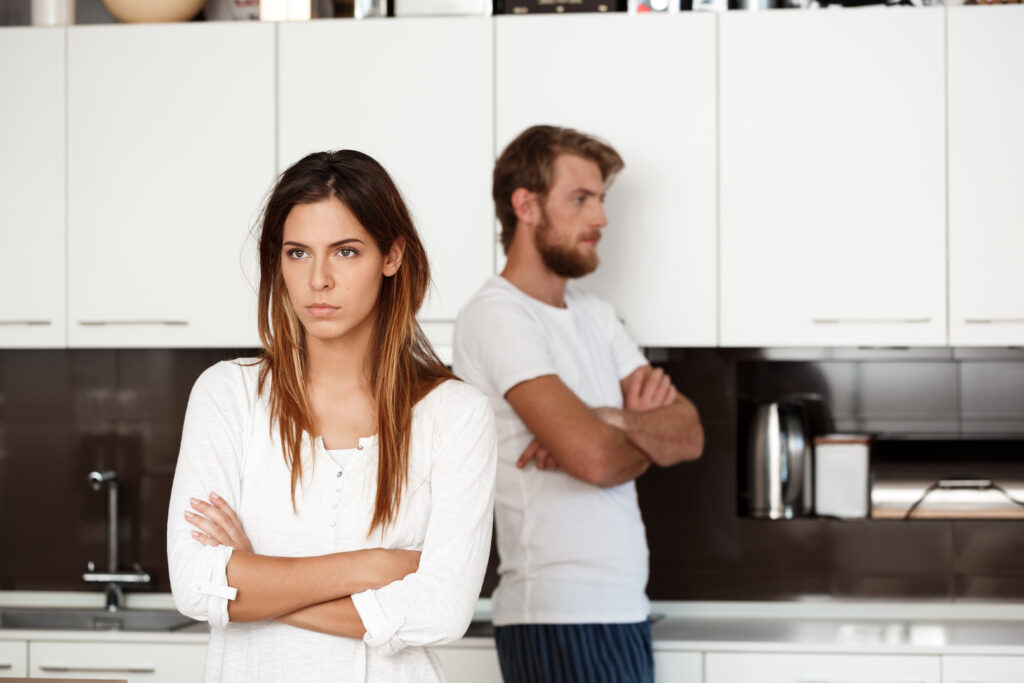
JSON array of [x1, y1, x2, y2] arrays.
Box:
[[453, 275, 650, 626]]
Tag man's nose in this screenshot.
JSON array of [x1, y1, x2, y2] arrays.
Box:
[[593, 202, 608, 229]]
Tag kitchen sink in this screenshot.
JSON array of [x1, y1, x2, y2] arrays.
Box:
[[0, 607, 204, 632]]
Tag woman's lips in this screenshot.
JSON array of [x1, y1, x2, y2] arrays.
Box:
[[306, 304, 338, 317]]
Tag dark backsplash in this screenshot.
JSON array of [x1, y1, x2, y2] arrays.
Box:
[[2, 347, 1024, 600]]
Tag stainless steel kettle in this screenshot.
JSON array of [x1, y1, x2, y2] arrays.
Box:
[[747, 400, 814, 519]]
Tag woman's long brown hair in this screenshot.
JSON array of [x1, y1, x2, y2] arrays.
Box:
[[255, 150, 455, 532]]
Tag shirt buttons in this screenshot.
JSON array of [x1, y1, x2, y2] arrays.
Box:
[[331, 503, 338, 510], [329, 521, 336, 528], [336, 487, 342, 493], [356, 444, 364, 451], [336, 470, 343, 478]]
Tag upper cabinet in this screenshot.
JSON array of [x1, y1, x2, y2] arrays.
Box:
[[277, 17, 494, 353], [719, 9, 947, 347], [496, 14, 719, 348], [0, 28, 66, 349], [67, 23, 275, 348], [948, 6, 1024, 346]]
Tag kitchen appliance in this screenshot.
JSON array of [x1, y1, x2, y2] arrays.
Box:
[[814, 434, 871, 519], [747, 400, 814, 519], [870, 438, 1024, 519]]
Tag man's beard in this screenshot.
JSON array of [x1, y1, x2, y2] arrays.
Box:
[[533, 211, 599, 279]]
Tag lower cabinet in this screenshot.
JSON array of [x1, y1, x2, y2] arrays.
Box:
[[943, 655, 1024, 682], [435, 641, 503, 683], [655, 650, 702, 682], [27, 640, 206, 682], [705, 652, 941, 683], [0, 640, 27, 678]]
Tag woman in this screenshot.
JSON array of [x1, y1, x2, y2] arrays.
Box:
[[166, 150, 496, 682]]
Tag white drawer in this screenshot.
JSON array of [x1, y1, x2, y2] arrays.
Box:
[[0, 640, 27, 678], [655, 651, 702, 682], [705, 652, 941, 683], [944, 655, 1024, 683], [29, 640, 206, 683]]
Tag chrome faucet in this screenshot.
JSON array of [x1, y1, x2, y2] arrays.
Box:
[[84, 469, 151, 611]]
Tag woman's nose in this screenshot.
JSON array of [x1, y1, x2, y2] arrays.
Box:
[[310, 259, 333, 290]]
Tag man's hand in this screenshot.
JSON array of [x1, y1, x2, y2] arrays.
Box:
[[517, 438, 561, 471], [623, 366, 678, 412]]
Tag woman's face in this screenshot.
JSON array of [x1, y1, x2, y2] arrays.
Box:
[[280, 198, 402, 346]]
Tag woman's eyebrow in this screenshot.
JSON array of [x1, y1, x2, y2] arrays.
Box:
[[282, 238, 366, 249]]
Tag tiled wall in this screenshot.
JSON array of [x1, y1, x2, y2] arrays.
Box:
[[2, 347, 1024, 600]]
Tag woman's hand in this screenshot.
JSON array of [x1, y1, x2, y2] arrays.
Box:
[[185, 492, 253, 554]]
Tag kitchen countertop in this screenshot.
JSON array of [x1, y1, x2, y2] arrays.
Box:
[[4, 592, 1024, 655]]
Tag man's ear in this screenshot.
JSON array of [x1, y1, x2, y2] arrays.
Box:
[[511, 188, 540, 226], [382, 236, 405, 277]]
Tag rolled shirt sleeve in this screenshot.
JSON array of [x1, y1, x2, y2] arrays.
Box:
[[166, 362, 250, 627], [350, 386, 497, 656]]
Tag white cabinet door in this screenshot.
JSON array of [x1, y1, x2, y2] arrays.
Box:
[[0, 28, 66, 349], [435, 641, 504, 683], [705, 652, 940, 683], [655, 650, 702, 682], [67, 23, 274, 348], [944, 655, 1024, 682], [948, 6, 1024, 346], [28, 640, 206, 682], [278, 18, 494, 356], [719, 9, 946, 347], [0, 639, 27, 678], [496, 14, 718, 348]]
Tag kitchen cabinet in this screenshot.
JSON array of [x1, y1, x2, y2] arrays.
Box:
[[67, 23, 274, 348], [278, 18, 494, 357], [0, 28, 66, 349], [943, 655, 1024, 682], [27, 639, 206, 682], [495, 14, 719, 348], [705, 651, 941, 683], [948, 6, 1024, 346], [719, 8, 947, 347], [435, 641, 503, 683], [0, 639, 27, 678], [654, 650, 702, 682]]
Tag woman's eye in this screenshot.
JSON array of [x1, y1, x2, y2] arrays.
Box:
[[337, 247, 357, 258], [286, 248, 307, 259]]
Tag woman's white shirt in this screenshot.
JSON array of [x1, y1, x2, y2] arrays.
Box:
[[166, 359, 496, 683]]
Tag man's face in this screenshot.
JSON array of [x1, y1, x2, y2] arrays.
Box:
[[533, 154, 608, 279]]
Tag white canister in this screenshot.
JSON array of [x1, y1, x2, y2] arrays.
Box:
[[31, 0, 76, 25], [814, 434, 872, 519]]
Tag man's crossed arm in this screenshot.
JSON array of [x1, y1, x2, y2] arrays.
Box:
[[505, 365, 704, 488]]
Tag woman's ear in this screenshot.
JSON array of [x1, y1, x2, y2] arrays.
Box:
[[382, 237, 405, 277]]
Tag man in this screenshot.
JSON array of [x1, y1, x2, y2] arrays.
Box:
[[453, 125, 705, 683]]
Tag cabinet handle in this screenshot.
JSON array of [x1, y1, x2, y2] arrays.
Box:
[[39, 664, 156, 673], [0, 320, 52, 326], [0, 663, 11, 670], [811, 317, 931, 325], [77, 320, 188, 326], [799, 679, 925, 683], [965, 318, 1024, 325]]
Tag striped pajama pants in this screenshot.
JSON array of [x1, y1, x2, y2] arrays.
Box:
[[493, 621, 654, 683]]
